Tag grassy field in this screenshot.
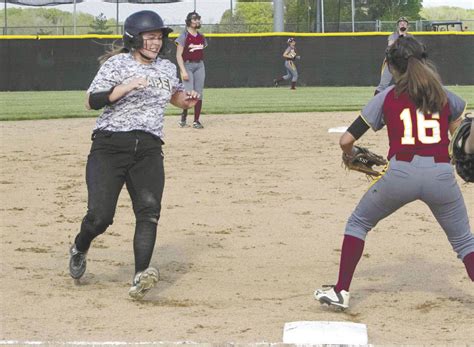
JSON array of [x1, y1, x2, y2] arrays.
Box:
[[1, 86, 473, 121]]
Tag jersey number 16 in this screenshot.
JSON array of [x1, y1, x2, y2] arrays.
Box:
[[400, 108, 441, 145]]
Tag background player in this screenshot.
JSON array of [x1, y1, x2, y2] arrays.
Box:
[[273, 38, 300, 90], [68, 10, 199, 300], [315, 36, 474, 310], [374, 17, 413, 95], [176, 11, 207, 129]]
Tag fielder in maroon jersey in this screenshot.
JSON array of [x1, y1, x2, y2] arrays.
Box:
[[176, 11, 207, 129], [314, 36, 474, 310]]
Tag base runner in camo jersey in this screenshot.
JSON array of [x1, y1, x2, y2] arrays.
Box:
[[68, 10, 199, 300], [315, 36, 474, 310], [176, 11, 207, 129], [374, 17, 413, 95], [273, 38, 300, 90]]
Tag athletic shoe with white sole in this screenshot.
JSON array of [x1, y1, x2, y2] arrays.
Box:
[[69, 244, 87, 280], [193, 121, 204, 129], [314, 285, 350, 310], [128, 267, 159, 300], [178, 120, 187, 128]]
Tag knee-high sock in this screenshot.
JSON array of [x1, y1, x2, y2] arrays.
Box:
[[133, 221, 157, 274], [335, 235, 365, 292], [463, 252, 474, 281], [194, 100, 202, 122], [181, 109, 188, 122]]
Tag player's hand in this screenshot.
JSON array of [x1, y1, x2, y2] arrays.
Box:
[[128, 77, 148, 91], [181, 71, 189, 81], [185, 90, 200, 100], [183, 90, 200, 108]]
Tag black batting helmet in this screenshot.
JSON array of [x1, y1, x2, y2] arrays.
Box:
[[185, 11, 201, 27], [123, 10, 173, 50]]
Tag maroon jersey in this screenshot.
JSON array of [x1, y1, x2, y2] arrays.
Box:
[[361, 86, 466, 163], [175, 31, 207, 62]]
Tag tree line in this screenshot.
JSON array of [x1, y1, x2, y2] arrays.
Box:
[[1, 1, 473, 35]]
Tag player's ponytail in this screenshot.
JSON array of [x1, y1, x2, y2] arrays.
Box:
[[98, 41, 130, 65], [386, 36, 447, 114]]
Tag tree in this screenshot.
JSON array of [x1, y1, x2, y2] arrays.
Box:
[[219, 1, 272, 33], [363, 0, 423, 21], [89, 12, 113, 34], [0, 7, 118, 35]]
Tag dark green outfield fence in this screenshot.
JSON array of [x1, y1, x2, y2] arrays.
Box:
[[1, 33, 473, 91]]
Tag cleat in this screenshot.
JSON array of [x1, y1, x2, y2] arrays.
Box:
[[193, 121, 204, 129], [69, 244, 87, 280], [314, 285, 350, 310], [273, 79, 279, 87], [129, 267, 159, 300], [178, 120, 187, 128]]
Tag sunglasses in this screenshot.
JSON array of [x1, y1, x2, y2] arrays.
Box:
[[191, 16, 201, 20]]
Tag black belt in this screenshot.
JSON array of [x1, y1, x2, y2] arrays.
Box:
[[185, 60, 202, 63]]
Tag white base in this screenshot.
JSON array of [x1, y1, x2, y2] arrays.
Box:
[[283, 321, 368, 345], [328, 126, 348, 133]]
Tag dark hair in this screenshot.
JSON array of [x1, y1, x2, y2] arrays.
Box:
[[185, 11, 200, 27], [98, 41, 129, 65], [386, 36, 447, 114]]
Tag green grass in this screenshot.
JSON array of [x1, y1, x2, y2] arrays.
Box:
[[1, 86, 473, 121]]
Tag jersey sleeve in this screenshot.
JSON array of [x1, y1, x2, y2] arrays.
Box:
[[360, 86, 394, 131], [388, 33, 397, 45], [87, 56, 121, 94], [444, 89, 467, 123], [175, 32, 187, 47]]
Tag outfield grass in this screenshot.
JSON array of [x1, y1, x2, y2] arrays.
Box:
[[1, 86, 473, 121]]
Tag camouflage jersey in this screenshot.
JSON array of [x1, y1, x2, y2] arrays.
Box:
[[87, 53, 184, 140]]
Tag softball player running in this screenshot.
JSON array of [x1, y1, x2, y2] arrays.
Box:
[[176, 11, 207, 129], [315, 36, 474, 310], [374, 17, 413, 95], [68, 10, 199, 300], [273, 38, 300, 90]]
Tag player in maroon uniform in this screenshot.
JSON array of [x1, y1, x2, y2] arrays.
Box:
[[176, 11, 207, 129], [314, 36, 474, 310]]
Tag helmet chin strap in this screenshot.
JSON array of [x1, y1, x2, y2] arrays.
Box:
[[138, 48, 159, 61]]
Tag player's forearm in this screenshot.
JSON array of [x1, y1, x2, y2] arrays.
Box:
[[176, 48, 186, 74], [340, 132, 357, 155], [108, 83, 135, 103]]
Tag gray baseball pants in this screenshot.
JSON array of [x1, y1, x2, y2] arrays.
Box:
[[183, 61, 205, 100], [283, 60, 298, 82], [345, 156, 474, 260]]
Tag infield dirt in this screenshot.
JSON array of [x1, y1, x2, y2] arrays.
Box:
[[1, 113, 473, 344]]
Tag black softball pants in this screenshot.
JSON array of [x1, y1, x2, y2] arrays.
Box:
[[74, 130, 165, 274]]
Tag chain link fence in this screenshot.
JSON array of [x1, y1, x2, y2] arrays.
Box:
[[2, 20, 473, 35]]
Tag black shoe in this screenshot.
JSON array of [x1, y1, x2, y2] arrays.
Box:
[[69, 244, 87, 279], [273, 79, 279, 87]]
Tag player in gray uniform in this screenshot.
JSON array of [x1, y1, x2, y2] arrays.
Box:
[[374, 17, 413, 95], [315, 36, 474, 310], [68, 10, 199, 300], [176, 11, 207, 129], [273, 38, 300, 90]]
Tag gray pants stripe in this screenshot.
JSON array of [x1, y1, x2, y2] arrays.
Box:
[[183, 61, 205, 100], [345, 156, 474, 260]]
